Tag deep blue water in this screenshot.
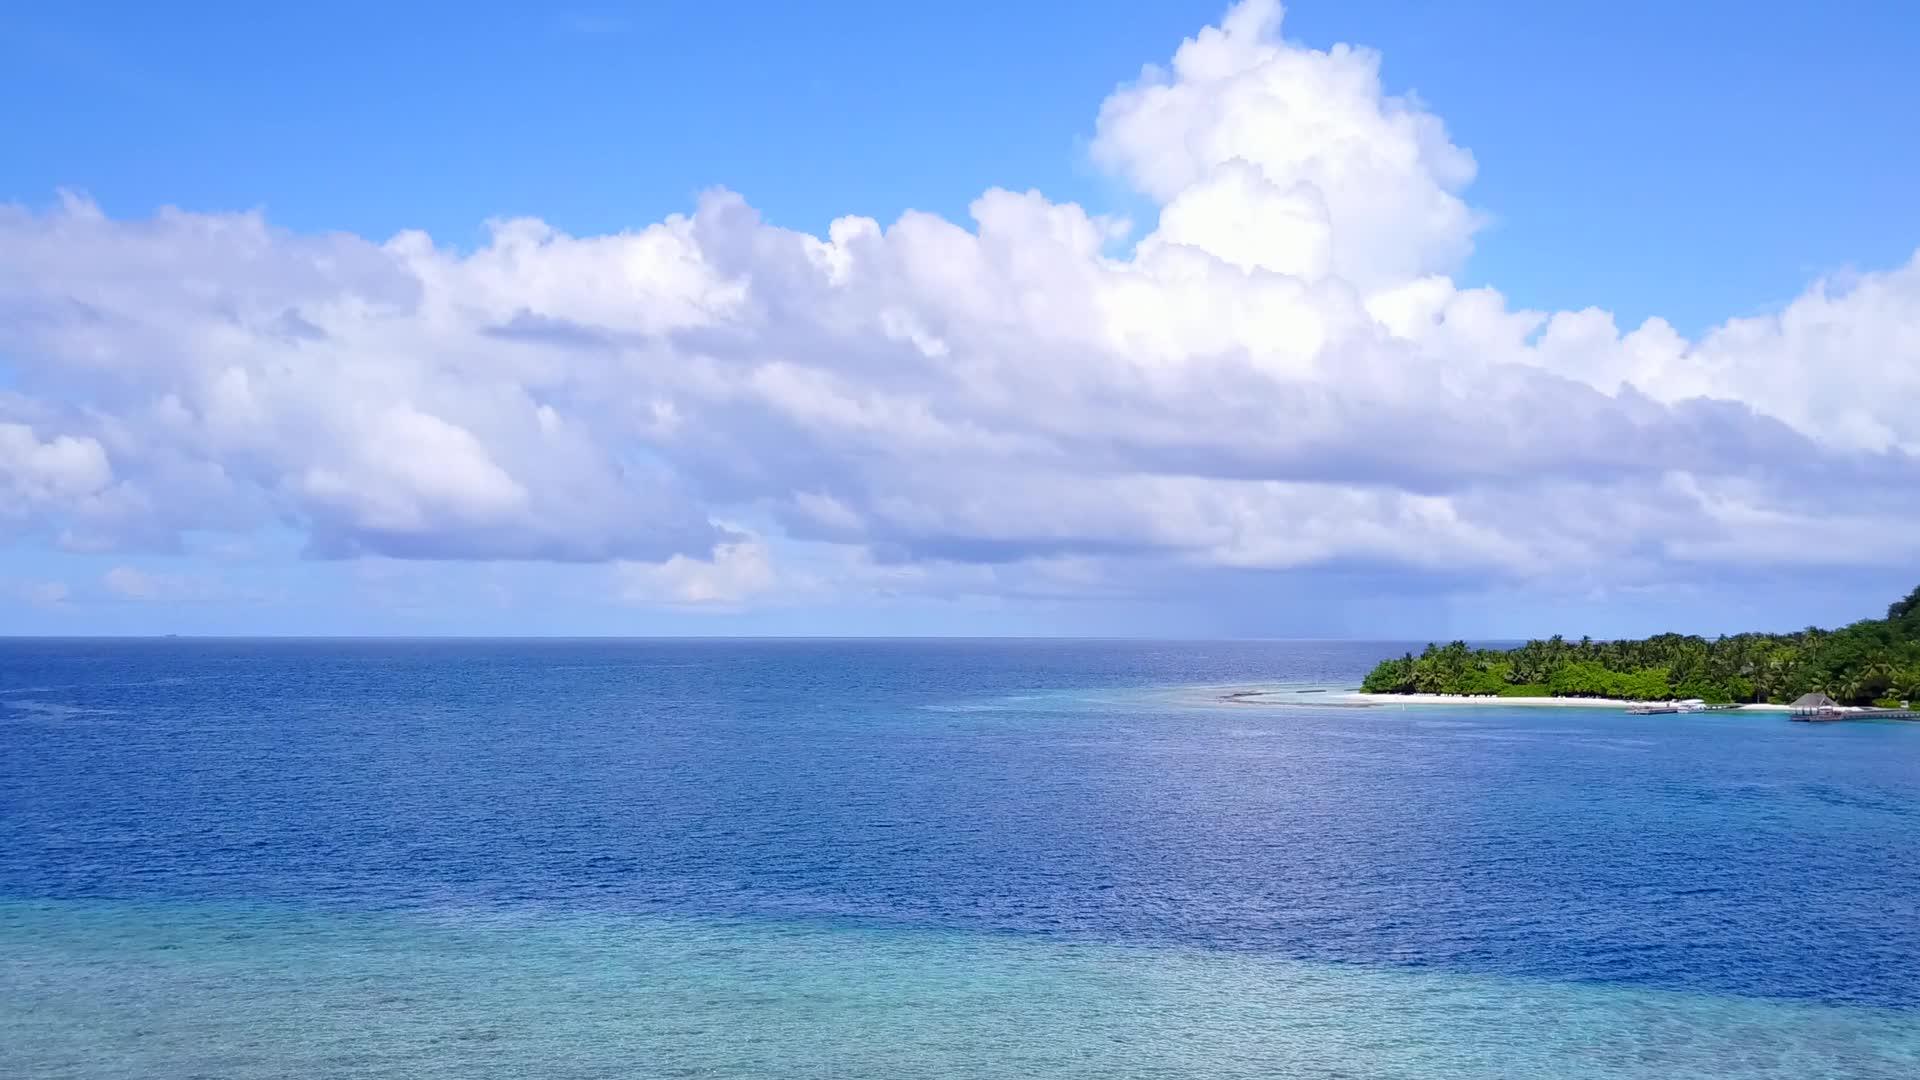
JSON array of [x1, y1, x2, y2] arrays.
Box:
[[4, 639, 1918, 1078]]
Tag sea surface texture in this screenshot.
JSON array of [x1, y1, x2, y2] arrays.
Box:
[[3, 639, 1917, 1078]]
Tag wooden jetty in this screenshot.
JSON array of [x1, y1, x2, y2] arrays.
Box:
[[1792, 709, 1919, 722]]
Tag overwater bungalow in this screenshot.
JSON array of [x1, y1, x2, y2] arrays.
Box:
[[1789, 692, 1847, 721]]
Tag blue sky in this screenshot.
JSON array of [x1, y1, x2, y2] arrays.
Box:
[[11, 1, 1915, 331], [3, 0, 1918, 637]]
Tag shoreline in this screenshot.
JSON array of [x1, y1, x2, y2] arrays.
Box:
[[1221, 689, 1792, 711]]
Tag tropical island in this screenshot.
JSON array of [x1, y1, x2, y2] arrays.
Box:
[[1360, 585, 1920, 706]]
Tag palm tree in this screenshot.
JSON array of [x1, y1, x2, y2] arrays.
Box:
[[1896, 670, 1920, 708], [1829, 673, 1866, 706], [1861, 658, 1897, 702], [1759, 651, 1798, 702]]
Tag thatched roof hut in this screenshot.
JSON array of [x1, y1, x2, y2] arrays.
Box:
[[1790, 692, 1839, 711]]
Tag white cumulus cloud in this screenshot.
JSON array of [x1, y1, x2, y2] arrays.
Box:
[[0, 0, 1916, 614], [618, 537, 777, 609]]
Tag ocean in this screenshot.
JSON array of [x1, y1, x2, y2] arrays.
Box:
[[3, 638, 1916, 1078]]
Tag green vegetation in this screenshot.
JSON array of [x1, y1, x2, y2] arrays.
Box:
[[1361, 585, 1920, 705]]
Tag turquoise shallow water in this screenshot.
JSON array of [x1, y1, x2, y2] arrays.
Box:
[[7, 901, 1917, 1080], [3, 639, 1918, 1077]]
